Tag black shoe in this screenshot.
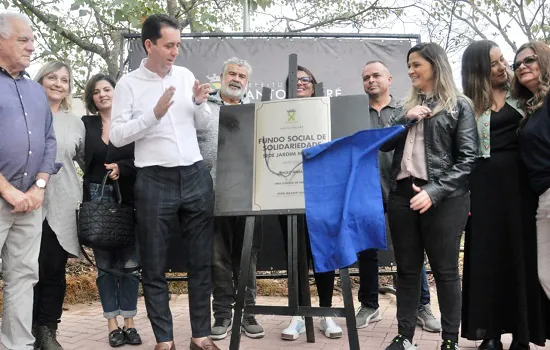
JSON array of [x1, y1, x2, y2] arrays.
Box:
[[34, 325, 63, 350], [385, 335, 417, 350], [109, 328, 126, 347], [32, 325, 39, 349], [509, 339, 530, 350], [123, 327, 142, 345], [478, 339, 503, 350], [441, 340, 459, 350]]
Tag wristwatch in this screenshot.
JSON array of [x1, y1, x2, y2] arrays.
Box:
[[35, 179, 47, 189]]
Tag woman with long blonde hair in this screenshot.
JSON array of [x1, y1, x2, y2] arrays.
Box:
[[33, 60, 85, 350], [382, 43, 477, 350]]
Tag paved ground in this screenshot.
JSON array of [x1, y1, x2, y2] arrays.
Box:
[[29, 291, 547, 350]]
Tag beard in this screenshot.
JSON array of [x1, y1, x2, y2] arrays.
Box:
[[221, 80, 245, 99]]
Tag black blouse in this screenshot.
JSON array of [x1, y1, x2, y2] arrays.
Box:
[[81, 115, 136, 205], [490, 103, 522, 152], [88, 138, 109, 184], [519, 96, 550, 196]]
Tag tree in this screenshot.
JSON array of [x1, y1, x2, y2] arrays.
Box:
[[2, 0, 408, 93], [2, 0, 261, 91], [252, 0, 414, 33], [414, 0, 550, 53]]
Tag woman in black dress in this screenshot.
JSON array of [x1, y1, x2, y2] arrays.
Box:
[[461, 40, 549, 350], [82, 73, 142, 347]]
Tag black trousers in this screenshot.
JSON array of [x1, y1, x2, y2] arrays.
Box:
[[211, 215, 263, 320], [387, 178, 469, 341], [33, 220, 69, 329], [279, 215, 335, 308], [358, 246, 432, 309], [358, 248, 380, 309], [135, 163, 214, 341]]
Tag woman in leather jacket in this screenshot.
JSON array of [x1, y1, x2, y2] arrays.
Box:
[[382, 43, 478, 350]]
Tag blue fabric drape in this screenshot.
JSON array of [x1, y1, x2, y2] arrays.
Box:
[[302, 126, 406, 272]]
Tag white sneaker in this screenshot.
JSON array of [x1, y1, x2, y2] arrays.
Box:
[[319, 317, 343, 339], [281, 316, 305, 340]]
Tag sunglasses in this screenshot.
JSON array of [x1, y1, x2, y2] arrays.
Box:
[[512, 55, 538, 71], [297, 77, 313, 84]]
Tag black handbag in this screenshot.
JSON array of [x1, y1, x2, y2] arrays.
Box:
[[76, 171, 135, 251]]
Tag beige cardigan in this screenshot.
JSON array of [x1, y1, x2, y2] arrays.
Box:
[[42, 110, 85, 257]]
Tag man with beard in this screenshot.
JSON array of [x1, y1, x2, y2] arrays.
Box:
[[197, 57, 265, 341]]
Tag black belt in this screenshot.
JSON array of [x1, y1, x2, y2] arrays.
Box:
[[396, 176, 428, 187]]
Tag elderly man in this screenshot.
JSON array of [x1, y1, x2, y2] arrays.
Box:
[[0, 11, 60, 350], [197, 57, 264, 341], [110, 13, 219, 350]]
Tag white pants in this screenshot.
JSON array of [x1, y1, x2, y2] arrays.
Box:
[[0, 198, 42, 350], [537, 188, 550, 300]]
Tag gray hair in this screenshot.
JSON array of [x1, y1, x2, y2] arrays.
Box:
[[34, 61, 74, 111], [0, 12, 32, 39], [221, 57, 252, 77]]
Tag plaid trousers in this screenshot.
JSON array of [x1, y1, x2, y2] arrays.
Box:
[[134, 161, 214, 341]]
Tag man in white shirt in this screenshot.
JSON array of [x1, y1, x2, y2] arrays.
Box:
[[110, 14, 219, 350]]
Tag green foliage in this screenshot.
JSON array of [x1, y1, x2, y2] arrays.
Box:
[[4, 0, 405, 93], [424, 0, 550, 52], [7, 0, 251, 93]]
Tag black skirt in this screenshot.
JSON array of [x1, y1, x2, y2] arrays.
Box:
[[462, 149, 550, 345]]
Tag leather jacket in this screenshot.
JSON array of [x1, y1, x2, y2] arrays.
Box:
[[381, 96, 478, 207]]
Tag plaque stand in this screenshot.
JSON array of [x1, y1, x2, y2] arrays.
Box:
[[228, 54, 360, 350]]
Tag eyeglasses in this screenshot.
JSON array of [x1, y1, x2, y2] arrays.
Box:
[[297, 77, 313, 84], [512, 55, 538, 71]]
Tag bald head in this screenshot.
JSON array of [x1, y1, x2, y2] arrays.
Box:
[[362, 61, 392, 98], [365, 61, 390, 75]]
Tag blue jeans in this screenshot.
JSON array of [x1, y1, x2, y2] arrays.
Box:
[[89, 182, 140, 320], [420, 264, 431, 306], [358, 249, 431, 308]]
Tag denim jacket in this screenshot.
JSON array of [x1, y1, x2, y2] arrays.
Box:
[[477, 93, 524, 158]]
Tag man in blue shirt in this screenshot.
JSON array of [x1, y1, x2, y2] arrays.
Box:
[[0, 11, 60, 350]]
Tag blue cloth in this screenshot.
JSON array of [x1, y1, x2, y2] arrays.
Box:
[[302, 126, 406, 273]]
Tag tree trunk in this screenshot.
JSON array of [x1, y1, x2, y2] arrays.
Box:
[[167, 0, 178, 17]]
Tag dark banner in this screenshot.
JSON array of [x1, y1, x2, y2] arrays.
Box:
[[126, 36, 413, 271], [128, 37, 415, 101]]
